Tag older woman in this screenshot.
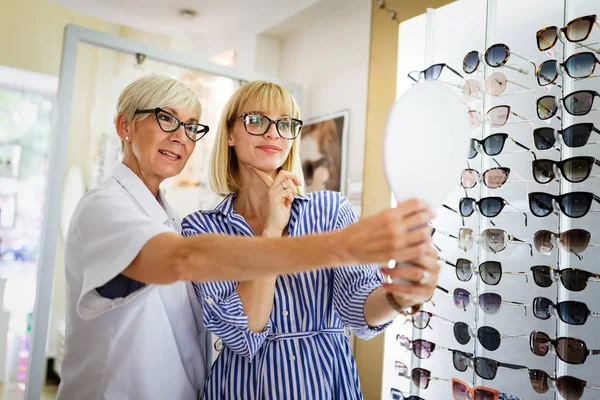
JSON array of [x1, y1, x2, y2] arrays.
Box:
[[182, 80, 440, 399], [58, 76, 436, 400]]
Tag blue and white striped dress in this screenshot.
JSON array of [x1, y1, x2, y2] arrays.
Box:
[[182, 191, 391, 400]]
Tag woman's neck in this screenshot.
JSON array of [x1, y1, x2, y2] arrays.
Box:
[[122, 158, 162, 197], [233, 165, 275, 222]]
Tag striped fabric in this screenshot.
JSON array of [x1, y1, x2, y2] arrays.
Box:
[[182, 190, 390, 400]]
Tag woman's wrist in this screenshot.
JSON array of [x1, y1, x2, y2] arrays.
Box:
[[385, 292, 422, 315]]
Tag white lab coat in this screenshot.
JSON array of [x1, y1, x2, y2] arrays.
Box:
[[57, 163, 210, 400]]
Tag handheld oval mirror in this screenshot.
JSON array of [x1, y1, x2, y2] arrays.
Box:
[[384, 81, 470, 210]]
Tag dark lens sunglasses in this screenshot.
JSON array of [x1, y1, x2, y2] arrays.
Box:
[[484, 43, 530, 70], [452, 350, 527, 380], [530, 330, 600, 365], [537, 91, 600, 119], [532, 157, 600, 184], [533, 229, 595, 256], [533, 123, 600, 149], [528, 191, 600, 218], [536, 14, 600, 51], [453, 321, 527, 351], [395, 362, 448, 389], [468, 134, 531, 159], [459, 196, 527, 225], [442, 258, 527, 285], [533, 296, 600, 325], [453, 288, 525, 315], [562, 51, 600, 79], [134, 107, 209, 142], [530, 265, 600, 292], [408, 63, 464, 82], [536, 59, 559, 86], [390, 388, 424, 400], [529, 369, 600, 399]]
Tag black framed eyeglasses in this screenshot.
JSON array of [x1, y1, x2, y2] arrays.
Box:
[[234, 112, 302, 140], [134, 107, 209, 142]]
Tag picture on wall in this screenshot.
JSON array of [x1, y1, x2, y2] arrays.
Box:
[[300, 110, 349, 194]]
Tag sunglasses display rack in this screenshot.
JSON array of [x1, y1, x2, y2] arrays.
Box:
[[384, 1, 600, 400]]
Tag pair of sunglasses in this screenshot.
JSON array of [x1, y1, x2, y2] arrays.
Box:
[[537, 90, 600, 119], [529, 369, 600, 400], [395, 361, 447, 389], [468, 105, 529, 128], [530, 330, 600, 365], [390, 388, 423, 400], [528, 191, 600, 218], [537, 52, 600, 86], [452, 350, 527, 380], [453, 321, 526, 352], [532, 157, 600, 184], [453, 288, 525, 315], [459, 197, 527, 224], [456, 228, 531, 255], [533, 123, 600, 149], [462, 72, 531, 102], [452, 378, 499, 400], [530, 265, 600, 292], [408, 63, 464, 82], [533, 297, 600, 326], [537, 15, 600, 51], [396, 335, 445, 359], [533, 229, 598, 256], [443, 258, 527, 286], [463, 45, 530, 74], [460, 167, 514, 189], [409, 310, 454, 330], [468, 133, 531, 159]]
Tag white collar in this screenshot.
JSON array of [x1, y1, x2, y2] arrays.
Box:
[[112, 163, 170, 225]]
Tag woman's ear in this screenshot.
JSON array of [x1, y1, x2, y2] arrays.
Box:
[[115, 113, 132, 143], [227, 131, 235, 147]]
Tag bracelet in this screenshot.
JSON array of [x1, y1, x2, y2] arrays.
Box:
[[386, 292, 422, 316]]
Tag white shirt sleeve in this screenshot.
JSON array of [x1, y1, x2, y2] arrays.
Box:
[[66, 190, 173, 321]]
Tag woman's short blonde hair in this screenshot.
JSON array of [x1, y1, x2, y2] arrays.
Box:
[[210, 80, 304, 195], [115, 74, 202, 128]]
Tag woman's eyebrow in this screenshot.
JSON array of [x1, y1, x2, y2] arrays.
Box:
[[165, 107, 199, 123]]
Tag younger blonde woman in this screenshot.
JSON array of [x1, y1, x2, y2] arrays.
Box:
[[182, 81, 439, 399]]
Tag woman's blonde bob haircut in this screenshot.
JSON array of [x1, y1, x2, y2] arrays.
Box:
[[116, 74, 202, 130], [210, 80, 305, 195]]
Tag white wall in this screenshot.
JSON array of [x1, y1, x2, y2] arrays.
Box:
[[276, 0, 372, 208]]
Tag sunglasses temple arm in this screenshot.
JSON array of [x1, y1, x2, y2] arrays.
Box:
[[501, 334, 529, 339], [439, 257, 456, 267], [446, 64, 465, 80], [500, 362, 529, 371], [507, 79, 533, 92], [504, 271, 530, 282], [442, 204, 459, 214], [504, 63, 529, 75], [590, 311, 600, 319], [504, 200, 528, 226]]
